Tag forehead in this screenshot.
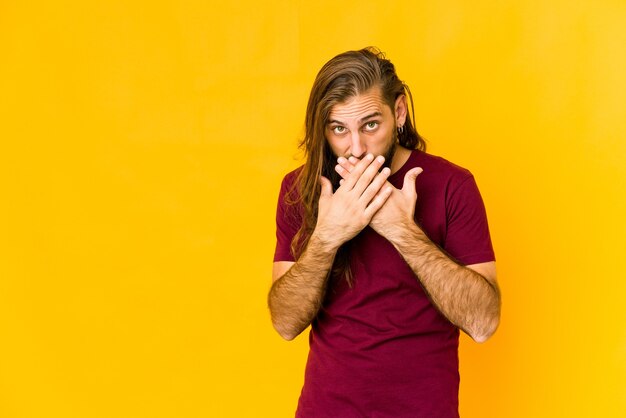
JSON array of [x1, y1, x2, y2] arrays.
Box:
[[328, 88, 390, 121]]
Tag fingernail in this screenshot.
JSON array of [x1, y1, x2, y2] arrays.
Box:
[[366, 153, 374, 161], [376, 155, 385, 163]]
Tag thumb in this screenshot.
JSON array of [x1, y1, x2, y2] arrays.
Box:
[[319, 175, 333, 197], [402, 167, 423, 196]]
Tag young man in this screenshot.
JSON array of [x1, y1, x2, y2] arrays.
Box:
[[269, 47, 501, 417]]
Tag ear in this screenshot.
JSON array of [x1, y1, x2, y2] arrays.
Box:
[[394, 94, 408, 128]]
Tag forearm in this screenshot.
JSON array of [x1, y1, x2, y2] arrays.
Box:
[[389, 222, 501, 342], [268, 233, 338, 340]]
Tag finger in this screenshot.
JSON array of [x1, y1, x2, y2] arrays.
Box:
[[339, 179, 345, 186], [319, 175, 333, 198], [402, 167, 423, 197], [335, 159, 352, 180], [353, 155, 385, 196], [363, 184, 393, 219], [337, 157, 355, 174], [337, 156, 349, 166], [359, 167, 391, 204], [341, 153, 376, 191], [335, 164, 349, 180]]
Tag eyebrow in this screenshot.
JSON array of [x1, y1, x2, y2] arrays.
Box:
[[328, 111, 383, 125]]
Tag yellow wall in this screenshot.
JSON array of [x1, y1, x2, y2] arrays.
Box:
[[1, 1, 624, 417]]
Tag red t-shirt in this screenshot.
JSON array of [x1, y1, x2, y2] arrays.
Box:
[[274, 150, 495, 418]]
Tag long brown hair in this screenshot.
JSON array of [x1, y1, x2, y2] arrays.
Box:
[[288, 47, 426, 283]]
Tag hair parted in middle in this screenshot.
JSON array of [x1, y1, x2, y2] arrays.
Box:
[[288, 46, 426, 283]]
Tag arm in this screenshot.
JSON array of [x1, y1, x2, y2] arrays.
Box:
[[336, 158, 501, 342], [268, 154, 392, 340], [387, 222, 500, 342], [268, 236, 337, 341]]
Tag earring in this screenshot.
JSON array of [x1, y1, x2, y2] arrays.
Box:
[[398, 125, 404, 134]]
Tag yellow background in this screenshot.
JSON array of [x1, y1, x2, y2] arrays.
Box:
[[1, 1, 625, 417]]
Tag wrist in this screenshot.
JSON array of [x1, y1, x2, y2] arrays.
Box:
[[382, 219, 416, 240], [309, 229, 343, 254], [386, 219, 428, 249]]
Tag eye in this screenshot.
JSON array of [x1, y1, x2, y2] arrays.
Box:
[[332, 126, 346, 134], [364, 121, 378, 131]]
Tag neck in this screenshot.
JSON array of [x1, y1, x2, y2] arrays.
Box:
[[390, 145, 411, 174]]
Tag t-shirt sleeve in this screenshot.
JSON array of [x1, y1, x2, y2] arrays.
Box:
[[273, 174, 301, 262], [444, 174, 496, 265]]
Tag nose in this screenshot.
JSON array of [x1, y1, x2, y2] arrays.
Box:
[[349, 131, 366, 159]]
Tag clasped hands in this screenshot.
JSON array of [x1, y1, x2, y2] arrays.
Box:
[[315, 153, 423, 249]]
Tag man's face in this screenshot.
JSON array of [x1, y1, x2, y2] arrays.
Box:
[[325, 87, 403, 167]]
